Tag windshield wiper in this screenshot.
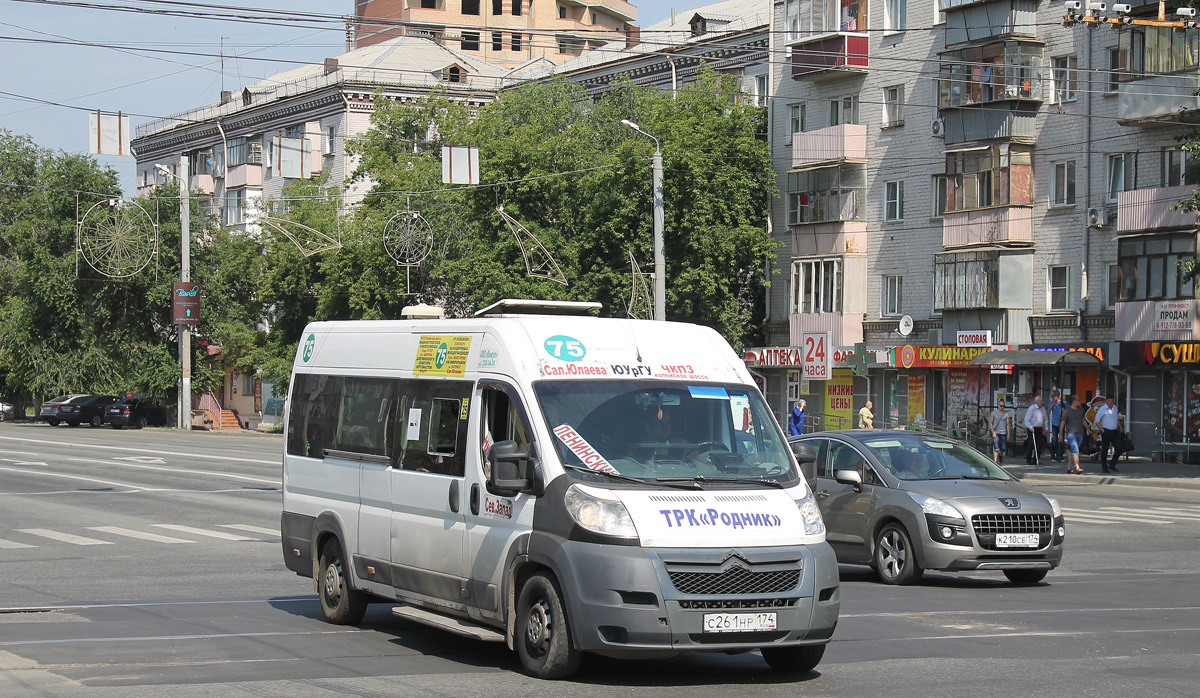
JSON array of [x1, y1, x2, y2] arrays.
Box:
[[931, 475, 1004, 480], [655, 475, 787, 489], [563, 463, 645, 485]]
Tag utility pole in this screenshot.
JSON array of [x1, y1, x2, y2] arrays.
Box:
[[178, 156, 191, 429], [621, 119, 666, 321]]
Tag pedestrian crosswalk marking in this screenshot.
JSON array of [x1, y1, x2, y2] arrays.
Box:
[[18, 528, 112, 546], [0, 538, 35, 549], [152, 524, 254, 541], [1060, 508, 1175, 525], [87, 526, 193, 544], [220, 524, 279, 537]]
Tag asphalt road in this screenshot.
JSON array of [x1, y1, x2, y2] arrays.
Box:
[[2, 421, 1198, 696]]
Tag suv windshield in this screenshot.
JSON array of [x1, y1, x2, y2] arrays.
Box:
[[858, 435, 1013, 481], [533, 381, 796, 485]]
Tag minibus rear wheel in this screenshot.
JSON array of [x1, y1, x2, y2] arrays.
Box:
[[319, 539, 367, 625], [516, 572, 581, 679]]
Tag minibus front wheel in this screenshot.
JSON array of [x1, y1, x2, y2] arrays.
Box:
[[516, 572, 581, 679], [319, 539, 367, 625]]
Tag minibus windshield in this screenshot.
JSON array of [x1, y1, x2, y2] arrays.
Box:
[[534, 381, 798, 485]]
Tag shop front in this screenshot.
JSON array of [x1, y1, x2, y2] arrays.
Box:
[[742, 345, 889, 431], [892, 344, 1013, 447], [1114, 341, 1200, 461]]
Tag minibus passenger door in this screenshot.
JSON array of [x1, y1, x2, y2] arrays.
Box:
[[463, 382, 538, 622], [389, 381, 472, 605]]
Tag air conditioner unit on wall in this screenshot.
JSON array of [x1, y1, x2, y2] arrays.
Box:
[[931, 118, 945, 138], [1087, 206, 1109, 228]]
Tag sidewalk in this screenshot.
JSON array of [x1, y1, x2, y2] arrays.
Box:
[[1001, 454, 1200, 491]]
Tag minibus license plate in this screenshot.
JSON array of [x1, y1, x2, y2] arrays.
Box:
[[995, 533, 1039, 547], [702, 612, 777, 633]]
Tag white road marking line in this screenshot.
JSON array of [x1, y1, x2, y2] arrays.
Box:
[[1094, 506, 1200, 522], [1059, 507, 1174, 524], [1058, 516, 1117, 524], [87, 526, 194, 544], [18, 529, 112, 546], [0, 628, 366, 648], [152, 524, 255, 541], [0, 539, 35, 549], [0, 465, 150, 491], [1140, 508, 1200, 520], [64, 457, 278, 485], [219, 524, 279, 536], [0, 434, 277, 465]]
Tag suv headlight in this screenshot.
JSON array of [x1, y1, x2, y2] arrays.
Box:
[[794, 483, 825, 536], [564, 484, 638, 539], [1045, 495, 1062, 518], [908, 492, 963, 519]]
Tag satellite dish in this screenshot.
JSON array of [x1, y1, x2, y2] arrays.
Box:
[[898, 314, 914, 337]]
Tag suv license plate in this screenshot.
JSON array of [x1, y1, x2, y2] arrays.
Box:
[[995, 533, 1040, 547], [702, 612, 777, 633]]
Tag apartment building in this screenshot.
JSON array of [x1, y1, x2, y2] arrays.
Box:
[[132, 37, 508, 233], [352, 0, 638, 66], [759, 0, 1200, 454]]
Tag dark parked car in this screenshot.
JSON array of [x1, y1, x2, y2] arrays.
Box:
[[54, 394, 119, 427], [789, 431, 1065, 585], [38, 394, 89, 426], [106, 396, 170, 429]]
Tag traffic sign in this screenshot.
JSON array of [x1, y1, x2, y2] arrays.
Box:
[[172, 282, 201, 325]]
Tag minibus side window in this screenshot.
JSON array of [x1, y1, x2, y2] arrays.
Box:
[[332, 378, 394, 457], [287, 374, 343, 458], [480, 386, 534, 479], [399, 380, 471, 476]]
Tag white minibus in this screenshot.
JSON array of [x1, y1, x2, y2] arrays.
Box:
[[281, 300, 838, 679]]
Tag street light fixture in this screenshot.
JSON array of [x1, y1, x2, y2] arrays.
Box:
[[621, 119, 666, 321], [155, 158, 192, 430]]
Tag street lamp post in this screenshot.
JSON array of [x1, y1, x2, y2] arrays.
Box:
[[156, 157, 191, 429], [620, 119, 666, 321]]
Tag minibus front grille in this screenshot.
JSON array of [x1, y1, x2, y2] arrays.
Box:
[[678, 598, 796, 609], [668, 567, 801, 596]]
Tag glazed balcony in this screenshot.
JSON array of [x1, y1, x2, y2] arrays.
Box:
[[942, 205, 1033, 248], [790, 33, 868, 80]]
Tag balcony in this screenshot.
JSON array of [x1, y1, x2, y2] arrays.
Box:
[[940, 0, 1037, 47], [1115, 299, 1200, 341], [934, 250, 1032, 311], [226, 164, 262, 188], [189, 174, 215, 196], [790, 33, 868, 80], [791, 220, 868, 257], [1116, 185, 1197, 233], [942, 206, 1033, 249], [558, 0, 637, 22], [789, 312, 864, 348], [1118, 73, 1200, 122], [792, 124, 868, 169], [941, 103, 1038, 144]]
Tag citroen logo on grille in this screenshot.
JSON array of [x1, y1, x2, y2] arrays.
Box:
[[999, 497, 1021, 509]]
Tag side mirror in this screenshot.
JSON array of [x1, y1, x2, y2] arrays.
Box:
[[834, 468, 863, 492], [488, 439, 536, 496], [791, 442, 818, 485]]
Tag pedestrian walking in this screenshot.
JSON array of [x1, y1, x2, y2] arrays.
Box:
[[789, 400, 807, 436], [990, 400, 1012, 464], [858, 400, 874, 430], [1095, 396, 1123, 473], [1024, 395, 1047, 465], [1048, 391, 1064, 462], [1060, 394, 1086, 474]]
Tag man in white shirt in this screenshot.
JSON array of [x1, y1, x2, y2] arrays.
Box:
[[1095, 396, 1122, 474], [1024, 396, 1046, 464]]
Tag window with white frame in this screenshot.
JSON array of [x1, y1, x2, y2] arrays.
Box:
[[830, 95, 859, 126], [1107, 152, 1136, 201], [224, 188, 246, 226], [783, 0, 800, 41], [1052, 160, 1076, 206], [885, 180, 905, 221], [882, 275, 903, 317], [883, 85, 904, 127], [1048, 265, 1075, 312], [226, 136, 248, 167], [789, 103, 806, 139], [791, 257, 844, 314], [753, 75, 768, 107], [1053, 55, 1078, 102], [934, 0, 945, 24], [1106, 262, 1119, 309], [885, 0, 906, 32], [1163, 147, 1189, 187]]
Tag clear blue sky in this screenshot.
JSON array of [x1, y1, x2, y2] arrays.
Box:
[[0, 0, 681, 190]]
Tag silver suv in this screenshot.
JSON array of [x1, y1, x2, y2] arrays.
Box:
[[789, 431, 1065, 585]]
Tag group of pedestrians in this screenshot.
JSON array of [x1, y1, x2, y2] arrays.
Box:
[[787, 398, 876, 435], [989, 392, 1125, 474]]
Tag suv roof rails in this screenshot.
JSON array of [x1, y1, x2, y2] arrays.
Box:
[[474, 299, 602, 317]]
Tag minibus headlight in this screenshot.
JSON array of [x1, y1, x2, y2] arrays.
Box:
[[794, 486, 825, 536], [564, 484, 638, 539]]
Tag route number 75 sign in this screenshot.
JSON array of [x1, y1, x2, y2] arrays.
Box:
[[801, 332, 832, 381]]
